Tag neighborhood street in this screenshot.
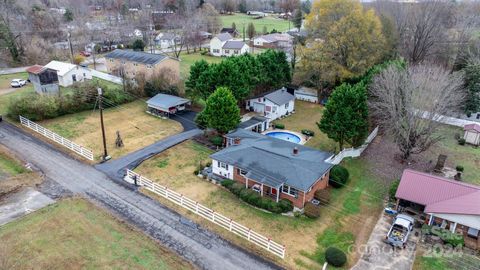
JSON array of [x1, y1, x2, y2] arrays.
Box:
[[0, 122, 282, 270]]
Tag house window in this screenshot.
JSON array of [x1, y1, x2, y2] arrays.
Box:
[[234, 50, 239, 54], [218, 161, 228, 169], [282, 185, 299, 197], [238, 168, 247, 176], [147, 65, 152, 68], [224, 49, 230, 54], [121, 60, 126, 64], [285, 103, 289, 109], [213, 49, 219, 53]]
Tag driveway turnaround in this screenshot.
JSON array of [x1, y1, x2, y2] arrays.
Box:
[[0, 187, 55, 225], [351, 212, 419, 270], [0, 122, 281, 270]]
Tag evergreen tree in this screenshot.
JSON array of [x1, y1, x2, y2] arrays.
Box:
[[238, 0, 247, 13], [186, 60, 210, 98], [132, 39, 145, 51], [318, 83, 369, 150], [247, 22, 256, 40], [257, 50, 291, 89], [292, 8, 302, 29], [262, 25, 268, 34], [464, 60, 480, 115], [203, 87, 241, 134], [231, 22, 237, 32], [64, 9, 74, 22]]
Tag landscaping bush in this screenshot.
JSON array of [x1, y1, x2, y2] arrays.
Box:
[[304, 202, 320, 218], [455, 165, 464, 172], [329, 165, 349, 188], [209, 136, 223, 146], [389, 179, 400, 201], [325, 247, 347, 267], [194, 111, 208, 129], [314, 189, 330, 205], [458, 138, 466, 145], [223, 182, 292, 213], [422, 224, 464, 247], [301, 129, 315, 136], [274, 123, 285, 129]]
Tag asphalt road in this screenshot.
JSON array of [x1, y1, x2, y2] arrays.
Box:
[[0, 122, 281, 270], [0, 66, 29, 75]]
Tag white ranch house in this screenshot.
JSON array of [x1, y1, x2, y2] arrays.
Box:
[[154, 33, 179, 49], [44, 61, 92, 87], [245, 88, 295, 121], [464, 123, 480, 146], [210, 33, 249, 57]]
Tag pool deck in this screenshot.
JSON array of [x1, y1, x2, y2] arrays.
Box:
[[262, 129, 307, 144]]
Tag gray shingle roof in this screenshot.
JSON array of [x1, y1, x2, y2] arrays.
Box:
[[146, 94, 190, 111], [105, 49, 171, 65], [210, 129, 333, 191], [222, 40, 247, 50], [216, 33, 233, 42], [238, 116, 267, 129], [264, 88, 294, 105]]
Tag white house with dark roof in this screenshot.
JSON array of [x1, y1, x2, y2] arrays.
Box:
[[253, 33, 292, 49], [210, 129, 333, 209], [245, 88, 295, 120], [44, 61, 92, 87], [209, 33, 249, 57], [154, 32, 180, 49]]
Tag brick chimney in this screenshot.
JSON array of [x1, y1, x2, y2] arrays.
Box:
[[293, 147, 298, 155], [233, 137, 241, 145]]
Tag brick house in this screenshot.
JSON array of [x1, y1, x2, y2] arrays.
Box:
[[105, 49, 180, 81], [210, 129, 333, 209], [396, 169, 480, 250]]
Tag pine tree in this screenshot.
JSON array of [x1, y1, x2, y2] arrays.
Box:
[[203, 87, 241, 134]]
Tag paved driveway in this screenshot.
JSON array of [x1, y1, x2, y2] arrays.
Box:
[[0, 122, 281, 270], [0, 187, 55, 225], [351, 212, 419, 270]]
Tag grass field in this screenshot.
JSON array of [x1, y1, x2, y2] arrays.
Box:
[[274, 101, 338, 152], [221, 13, 291, 38], [0, 72, 33, 115], [40, 100, 183, 160], [177, 51, 222, 80], [424, 124, 480, 185], [0, 198, 193, 270], [135, 139, 386, 269]]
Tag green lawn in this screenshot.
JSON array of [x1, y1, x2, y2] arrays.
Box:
[[0, 198, 193, 270], [425, 124, 480, 185], [221, 13, 291, 38], [0, 72, 34, 115], [177, 51, 222, 80]]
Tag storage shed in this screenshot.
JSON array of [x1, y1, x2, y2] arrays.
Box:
[[464, 123, 480, 146], [294, 87, 318, 103]]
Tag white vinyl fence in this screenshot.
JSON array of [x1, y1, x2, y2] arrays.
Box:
[[125, 170, 286, 259], [19, 116, 94, 161], [326, 126, 379, 165]]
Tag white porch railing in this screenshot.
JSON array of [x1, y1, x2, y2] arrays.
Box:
[[19, 116, 94, 161], [325, 126, 379, 165], [125, 170, 286, 259]]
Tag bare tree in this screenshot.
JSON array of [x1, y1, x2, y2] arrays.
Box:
[[369, 64, 465, 160]]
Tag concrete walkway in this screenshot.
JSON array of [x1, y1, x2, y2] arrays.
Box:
[[0, 187, 55, 225], [351, 212, 419, 270], [0, 122, 281, 270]]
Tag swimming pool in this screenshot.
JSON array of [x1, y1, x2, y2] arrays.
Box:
[[265, 131, 301, 144]]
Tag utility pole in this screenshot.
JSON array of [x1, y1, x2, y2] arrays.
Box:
[[97, 87, 110, 161], [242, 23, 245, 42], [67, 32, 74, 64]]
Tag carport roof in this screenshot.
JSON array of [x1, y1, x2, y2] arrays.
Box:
[[146, 94, 190, 111]]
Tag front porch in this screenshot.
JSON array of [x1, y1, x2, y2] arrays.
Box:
[[243, 175, 283, 203]]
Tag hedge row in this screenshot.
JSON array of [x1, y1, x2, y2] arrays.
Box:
[[422, 224, 464, 247], [7, 80, 133, 121], [221, 180, 293, 213]]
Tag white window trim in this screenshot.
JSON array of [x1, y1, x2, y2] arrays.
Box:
[[281, 184, 299, 197]]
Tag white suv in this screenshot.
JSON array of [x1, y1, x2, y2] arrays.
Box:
[[11, 79, 26, 88]]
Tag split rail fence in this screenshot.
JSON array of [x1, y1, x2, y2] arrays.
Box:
[[125, 169, 286, 259], [19, 116, 94, 161]]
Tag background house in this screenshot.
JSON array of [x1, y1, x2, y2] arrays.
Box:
[[463, 123, 480, 146], [105, 49, 180, 80], [246, 88, 295, 120], [220, 27, 239, 37], [210, 129, 333, 209], [154, 33, 179, 49], [221, 40, 249, 57], [395, 169, 480, 250], [294, 87, 319, 103], [253, 33, 292, 49], [26, 65, 59, 94], [210, 33, 233, 57], [44, 61, 92, 87]]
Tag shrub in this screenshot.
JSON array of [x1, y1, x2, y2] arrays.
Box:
[[274, 123, 285, 129], [455, 165, 464, 172], [325, 247, 347, 267], [301, 129, 315, 136], [209, 136, 223, 146], [422, 225, 464, 247], [329, 165, 349, 188], [223, 182, 292, 213], [304, 202, 320, 218], [389, 179, 400, 201], [458, 138, 466, 145], [194, 111, 208, 129], [314, 189, 330, 205]]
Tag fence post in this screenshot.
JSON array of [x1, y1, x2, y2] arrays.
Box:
[[195, 202, 199, 214], [229, 219, 233, 231], [247, 229, 251, 240]]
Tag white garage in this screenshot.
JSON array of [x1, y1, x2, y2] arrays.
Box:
[[294, 87, 318, 103], [464, 123, 480, 146]]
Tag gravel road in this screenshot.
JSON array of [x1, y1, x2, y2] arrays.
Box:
[[0, 122, 282, 270]]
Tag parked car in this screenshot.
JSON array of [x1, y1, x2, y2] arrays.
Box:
[[386, 214, 415, 248], [10, 79, 26, 88], [80, 51, 91, 57]]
